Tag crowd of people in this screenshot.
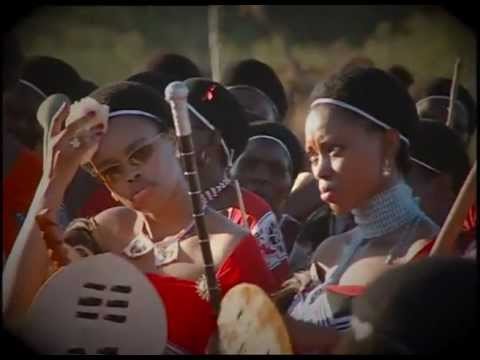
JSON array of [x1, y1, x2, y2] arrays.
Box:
[[2, 27, 477, 354]]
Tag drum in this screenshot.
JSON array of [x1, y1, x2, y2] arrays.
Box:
[[19, 253, 167, 355]]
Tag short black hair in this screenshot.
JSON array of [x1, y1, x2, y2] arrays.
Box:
[[421, 77, 477, 135], [227, 85, 280, 124], [89, 80, 173, 131], [127, 71, 176, 98], [21, 56, 83, 99], [184, 78, 249, 164], [310, 67, 419, 175], [338, 257, 477, 354], [74, 79, 98, 99], [388, 65, 414, 89], [145, 51, 202, 81], [248, 122, 305, 181], [222, 58, 288, 120], [411, 119, 470, 194], [3, 31, 24, 91]]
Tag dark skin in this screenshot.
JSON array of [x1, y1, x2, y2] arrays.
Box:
[[284, 174, 323, 224], [406, 162, 454, 227], [189, 117, 239, 214], [233, 139, 293, 217]]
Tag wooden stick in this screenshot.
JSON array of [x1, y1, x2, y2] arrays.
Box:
[[430, 161, 477, 256], [446, 58, 461, 129], [233, 179, 249, 229], [165, 81, 222, 315], [208, 5, 222, 82]]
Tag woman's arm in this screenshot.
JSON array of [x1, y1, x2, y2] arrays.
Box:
[[2, 176, 69, 329], [3, 102, 105, 329]]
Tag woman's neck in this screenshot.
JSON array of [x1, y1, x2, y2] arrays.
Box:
[[145, 184, 195, 240], [207, 184, 237, 212], [351, 176, 424, 239]]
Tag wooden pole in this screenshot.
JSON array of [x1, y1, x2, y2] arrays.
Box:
[[430, 161, 477, 256], [446, 58, 461, 128], [165, 82, 222, 315], [208, 5, 221, 82]]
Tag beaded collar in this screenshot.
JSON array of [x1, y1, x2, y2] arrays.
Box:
[[201, 174, 232, 203], [351, 181, 424, 239]]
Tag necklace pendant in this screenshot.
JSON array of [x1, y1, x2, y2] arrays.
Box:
[[154, 239, 180, 267], [195, 274, 210, 301]]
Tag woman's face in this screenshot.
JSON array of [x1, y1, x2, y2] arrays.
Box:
[[233, 138, 293, 214], [91, 116, 183, 213], [305, 105, 386, 214], [406, 163, 450, 226]]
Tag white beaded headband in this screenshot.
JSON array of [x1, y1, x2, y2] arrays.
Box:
[[248, 135, 292, 166], [410, 157, 442, 175], [310, 98, 410, 146], [109, 110, 160, 122], [416, 96, 468, 118], [187, 104, 234, 167], [19, 79, 47, 98]]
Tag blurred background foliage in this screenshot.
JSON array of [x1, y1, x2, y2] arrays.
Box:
[[13, 5, 476, 155]]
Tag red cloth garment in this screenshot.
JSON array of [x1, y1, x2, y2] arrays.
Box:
[[411, 204, 477, 261], [228, 189, 290, 288], [78, 186, 118, 218], [146, 233, 276, 354], [462, 204, 477, 248], [3, 137, 43, 259]]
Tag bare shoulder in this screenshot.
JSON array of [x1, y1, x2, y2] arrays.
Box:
[[204, 209, 250, 262], [90, 206, 139, 253], [93, 206, 138, 232], [311, 227, 358, 266], [339, 256, 394, 287]]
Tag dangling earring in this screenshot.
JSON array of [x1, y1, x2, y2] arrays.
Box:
[[382, 159, 392, 177]]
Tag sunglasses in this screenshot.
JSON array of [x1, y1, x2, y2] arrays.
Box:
[[94, 132, 164, 184]]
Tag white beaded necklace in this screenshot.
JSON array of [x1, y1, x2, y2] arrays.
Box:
[[327, 181, 430, 284], [200, 174, 232, 203]]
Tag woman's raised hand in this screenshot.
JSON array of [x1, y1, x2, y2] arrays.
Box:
[[43, 102, 106, 185]]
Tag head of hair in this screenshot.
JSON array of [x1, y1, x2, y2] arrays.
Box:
[[89, 80, 173, 131], [337, 257, 476, 354], [73, 79, 98, 100], [310, 66, 419, 175], [21, 56, 83, 99], [3, 31, 24, 91], [222, 58, 288, 120], [184, 77, 249, 164], [421, 77, 477, 135], [248, 122, 305, 181], [227, 84, 280, 124], [411, 119, 470, 194], [388, 65, 414, 89], [127, 70, 177, 97], [145, 51, 202, 81], [340, 56, 375, 73]]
